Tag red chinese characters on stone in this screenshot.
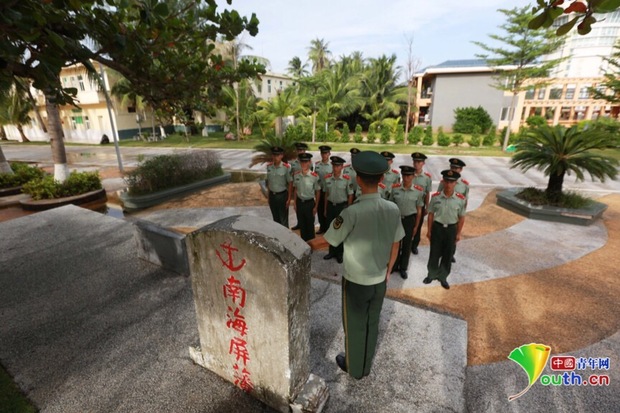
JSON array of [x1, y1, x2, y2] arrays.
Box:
[[223, 275, 247, 308], [216, 241, 247, 272], [229, 336, 251, 366], [226, 306, 248, 337], [233, 364, 254, 392]]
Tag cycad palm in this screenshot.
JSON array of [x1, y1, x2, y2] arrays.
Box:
[[511, 125, 619, 202]]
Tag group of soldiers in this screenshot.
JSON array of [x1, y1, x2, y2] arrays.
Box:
[[265, 142, 469, 289]]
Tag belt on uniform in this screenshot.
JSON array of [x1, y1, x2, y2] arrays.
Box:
[[297, 197, 314, 203], [270, 189, 287, 195], [402, 213, 417, 219], [329, 201, 347, 207], [434, 221, 456, 228]]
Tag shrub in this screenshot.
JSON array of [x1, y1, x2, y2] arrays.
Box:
[[394, 124, 404, 144], [327, 126, 338, 142], [367, 125, 377, 143], [0, 162, 46, 189], [516, 187, 592, 208], [380, 125, 391, 144], [526, 115, 547, 128], [125, 151, 223, 195], [340, 123, 350, 143], [22, 171, 102, 200], [483, 127, 497, 146], [422, 127, 434, 146], [437, 127, 451, 146], [452, 134, 464, 147], [469, 135, 481, 147], [409, 126, 423, 145], [316, 128, 328, 142], [353, 124, 363, 143], [453, 106, 492, 134]]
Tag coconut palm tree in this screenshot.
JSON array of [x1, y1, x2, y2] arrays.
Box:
[[256, 87, 308, 137], [307, 38, 331, 73], [286, 56, 309, 78], [220, 79, 258, 138], [315, 59, 363, 128], [511, 125, 619, 202], [0, 84, 33, 142]]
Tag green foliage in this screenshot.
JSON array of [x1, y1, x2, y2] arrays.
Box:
[[469, 135, 481, 147], [453, 106, 492, 134], [125, 152, 223, 195], [422, 127, 434, 146], [437, 127, 451, 146], [380, 125, 391, 144], [316, 128, 328, 142], [0, 162, 46, 189], [452, 134, 464, 146], [394, 124, 405, 144], [530, 1, 620, 36], [354, 124, 364, 143], [367, 125, 377, 143], [526, 115, 547, 128], [516, 187, 592, 209], [580, 117, 620, 137], [251, 129, 300, 165], [22, 171, 102, 200], [483, 127, 497, 146], [340, 123, 350, 143], [409, 126, 423, 145]]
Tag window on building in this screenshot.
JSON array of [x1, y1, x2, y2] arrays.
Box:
[[565, 84, 576, 99], [545, 107, 555, 120], [579, 85, 591, 99], [559, 107, 571, 120], [267, 79, 271, 93], [77, 75, 85, 91], [525, 88, 535, 99], [84, 116, 90, 129], [549, 87, 563, 99], [537, 88, 546, 99], [500, 107, 514, 121]]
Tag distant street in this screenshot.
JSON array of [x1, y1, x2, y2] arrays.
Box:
[[3, 143, 620, 195]]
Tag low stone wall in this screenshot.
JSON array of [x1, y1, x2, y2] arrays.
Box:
[[133, 218, 189, 275]]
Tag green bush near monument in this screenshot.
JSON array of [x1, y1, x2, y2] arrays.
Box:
[[22, 171, 102, 200], [0, 162, 45, 189]]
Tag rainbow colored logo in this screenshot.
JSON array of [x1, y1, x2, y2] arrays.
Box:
[[507, 343, 551, 401]]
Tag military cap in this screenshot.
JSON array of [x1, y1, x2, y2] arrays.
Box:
[[441, 169, 461, 181], [449, 158, 466, 168], [411, 152, 427, 161], [381, 151, 395, 160], [352, 151, 389, 175], [350, 147, 361, 155], [298, 152, 313, 161], [319, 145, 332, 153], [271, 146, 284, 154], [330, 156, 346, 165], [295, 142, 309, 150], [399, 165, 415, 175]]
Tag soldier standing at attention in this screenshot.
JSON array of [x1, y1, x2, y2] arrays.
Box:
[[380, 151, 401, 198], [410, 152, 433, 255], [437, 158, 469, 262], [292, 152, 320, 241], [343, 147, 360, 195], [289, 142, 311, 231], [324, 151, 405, 380], [265, 146, 292, 227], [425, 170, 466, 289], [389, 165, 425, 279], [322, 156, 353, 263], [315, 145, 333, 235]]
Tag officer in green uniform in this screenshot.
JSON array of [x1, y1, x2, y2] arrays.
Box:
[[290, 142, 311, 231], [380, 151, 401, 198], [424, 169, 467, 289], [265, 146, 292, 227], [324, 151, 405, 380], [389, 165, 425, 279], [292, 152, 320, 241], [322, 155, 353, 263], [315, 145, 333, 234], [437, 158, 469, 262], [343, 147, 360, 195], [411, 152, 433, 255]]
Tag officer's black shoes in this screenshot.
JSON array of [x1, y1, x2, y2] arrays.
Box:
[[451, 256, 456, 263], [400, 269, 408, 279], [324, 253, 335, 260], [391, 266, 400, 274], [336, 353, 347, 373], [291, 225, 300, 230], [412, 247, 419, 255], [440, 280, 450, 289], [336, 256, 343, 264], [422, 277, 432, 284]]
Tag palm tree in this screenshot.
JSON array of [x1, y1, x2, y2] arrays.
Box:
[[111, 76, 147, 136], [220, 79, 258, 138], [286, 56, 309, 78], [307, 38, 331, 73], [256, 87, 308, 137], [511, 125, 619, 202], [315, 59, 363, 128], [0, 83, 33, 142]]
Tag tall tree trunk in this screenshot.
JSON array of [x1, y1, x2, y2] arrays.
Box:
[[546, 170, 565, 203], [25, 86, 47, 133], [0, 145, 13, 174], [17, 125, 30, 142], [0, 126, 8, 141], [405, 80, 413, 144], [45, 92, 69, 182], [502, 92, 518, 151], [311, 111, 316, 143]]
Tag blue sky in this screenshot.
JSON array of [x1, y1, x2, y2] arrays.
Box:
[[231, 0, 533, 76]]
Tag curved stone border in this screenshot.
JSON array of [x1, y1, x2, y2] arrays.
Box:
[[20, 188, 108, 211], [496, 187, 608, 226], [0, 186, 22, 197], [119, 173, 231, 211]]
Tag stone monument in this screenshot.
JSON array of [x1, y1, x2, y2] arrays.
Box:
[[185, 215, 328, 412]]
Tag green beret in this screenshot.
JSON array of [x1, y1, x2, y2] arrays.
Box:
[[352, 151, 389, 175]]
